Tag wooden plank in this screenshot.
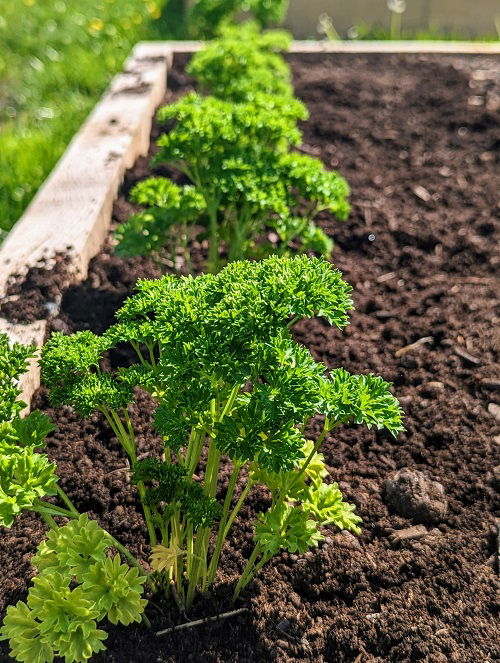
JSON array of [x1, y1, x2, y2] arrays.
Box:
[[155, 39, 500, 55], [289, 40, 500, 54]]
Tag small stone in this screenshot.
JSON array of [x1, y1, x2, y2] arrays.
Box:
[[468, 95, 483, 106], [289, 593, 301, 609], [276, 640, 290, 650], [426, 381, 445, 390], [385, 468, 448, 524], [276, 619, 290, 633], [413, 185, 431, 202], [487, 403, 500, 420], [51, 318, 69, 333], [331, 530, 362, 550]]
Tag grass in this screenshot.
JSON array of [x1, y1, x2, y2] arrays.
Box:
[[0, 0, 184, 237]]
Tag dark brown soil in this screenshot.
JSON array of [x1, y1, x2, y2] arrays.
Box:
[[1, 53, 499, 663]]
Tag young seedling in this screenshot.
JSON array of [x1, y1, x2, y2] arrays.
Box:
[[0, 333, 148, 663], [115, 93, 349, 270], [188, 0, 290, 39], [187, 22, 293, 102], [40, 255, 403, 613]]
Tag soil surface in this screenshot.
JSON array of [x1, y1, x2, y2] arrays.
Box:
[[1, 53, 499, 663]]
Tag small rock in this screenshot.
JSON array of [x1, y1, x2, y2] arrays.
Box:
[[51, 317, 69, 333], [289, 593, 301, 609], [487, 403, 500, 421], [330, 530, 362, 550], [413, 185, 431, 202], [276, 639, 290, 650], [426, 381, 445, 390], [385, 468, 448, 524], [276, 619, 291, 633]]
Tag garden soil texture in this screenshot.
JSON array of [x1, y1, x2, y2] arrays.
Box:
[[1, 52, 499, 662]]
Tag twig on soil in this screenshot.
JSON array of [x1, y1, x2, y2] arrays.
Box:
[[395, 336, 433, 357], [453, 346, 481, 365], [377, 271, 396, 283], [156, 608, 248, 636]]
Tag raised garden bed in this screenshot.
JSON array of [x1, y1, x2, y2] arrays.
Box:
[[1, 45, 499, 662]]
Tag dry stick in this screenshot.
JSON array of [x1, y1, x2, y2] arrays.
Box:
[[156, 608, 247, 637], [395, 336, 433, 358]]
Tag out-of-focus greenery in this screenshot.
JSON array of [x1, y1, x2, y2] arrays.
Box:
[[0, 0, 184, 237]]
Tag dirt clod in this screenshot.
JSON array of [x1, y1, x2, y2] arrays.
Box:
[[385, 468, 448, 524]]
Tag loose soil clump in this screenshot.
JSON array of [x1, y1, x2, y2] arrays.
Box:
[[1, 53, 499, 662]]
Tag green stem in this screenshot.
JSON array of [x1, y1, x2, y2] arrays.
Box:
[[39, 510, 58, 530], [291, 420, 331, 489], [56, 485, 79, 516], [232, 544, 262, 600], [234, 550, 272, 598], [205, 461, 241, 588], [207, 204, 219, 273], [222, 478, 253, 541], [390, 10, 402, 40]]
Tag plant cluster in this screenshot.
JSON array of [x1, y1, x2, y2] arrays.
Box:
[[114, 23, 350, 272], [0, 333, 148, 663], [37, 255, 403, 615], [187, 0, 290, 39], [187, 22, 293, 102], [1, 516, 146, 663]]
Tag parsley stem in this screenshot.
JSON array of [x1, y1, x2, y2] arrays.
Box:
[[55, 485, 79, 516], [205, 460, 242, 588]]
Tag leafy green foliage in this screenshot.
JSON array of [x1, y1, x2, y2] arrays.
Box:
[[187, 23, 293, 102], [188, 0, 290, 38], [155, 91, 305, 160], [0, 515, 147, 663], [32, 515, 112, 582], [0, 333, 59, 529], [115, 21, 350, 270], [132, 458, 221, 528], [320, 368, 404, 436], [9, 411, 55, 449], [116, 91, 349, 268], [0, 333, 35, 423], [255, 503, 324, 555], [0, 448, 59, 528], [114, 178, 205, 259], [82, 555, 147, 625], [41, 256, 403, 606]]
